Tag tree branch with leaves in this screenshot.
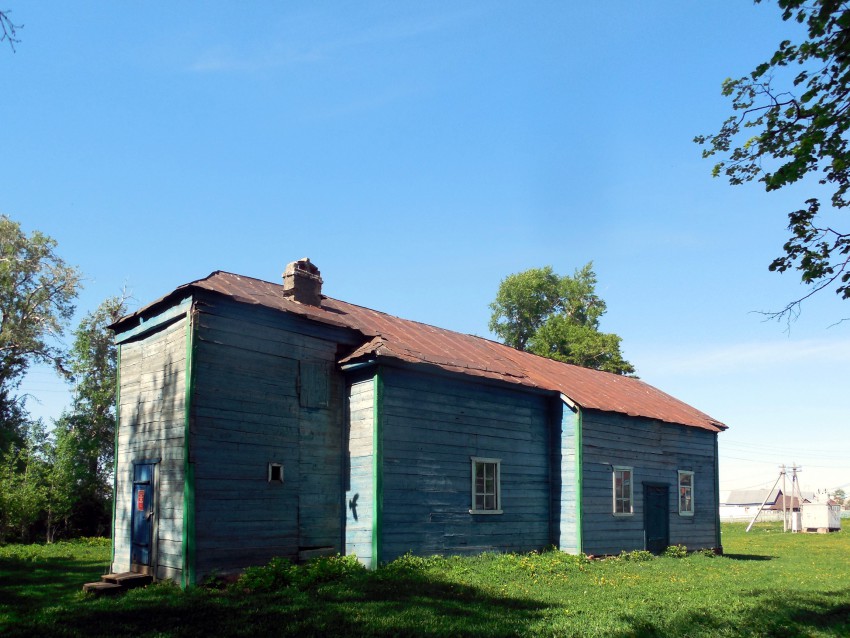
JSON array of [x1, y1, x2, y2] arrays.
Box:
[[696, 0, 850, 321]]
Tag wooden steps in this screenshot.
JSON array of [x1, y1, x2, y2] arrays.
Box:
[[82, 572, 153, 596]]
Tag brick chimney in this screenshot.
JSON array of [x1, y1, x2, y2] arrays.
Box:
[[282, 258, 323, 306]]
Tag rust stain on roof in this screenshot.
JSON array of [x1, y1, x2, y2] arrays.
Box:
[[116, 271, 726, 432]]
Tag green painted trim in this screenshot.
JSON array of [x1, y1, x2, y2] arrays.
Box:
[[114, 297, 192, 344], [181, 307, 197, 588], [110, 344, 121, 569], [371, 367, 384, 568], [575, 406, 583, 554], [714, 435, 722, 551]]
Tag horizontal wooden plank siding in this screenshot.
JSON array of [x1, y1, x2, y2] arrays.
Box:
[[580, 409, 720, 556], [345, 375, 374, 566], [190, 297, 352, 580], [113, 315, 187, 583], [553, 402, 579, 553], [378, 367, 551, 561]]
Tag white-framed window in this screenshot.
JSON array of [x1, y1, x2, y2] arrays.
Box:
[[470, 457, 502, 514], [613, 466, 633, 516], [678, 470, 694, 516]]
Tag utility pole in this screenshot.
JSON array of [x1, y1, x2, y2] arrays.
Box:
[[790, 463, 802, 532]]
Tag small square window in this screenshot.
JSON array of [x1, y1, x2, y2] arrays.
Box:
[[678, 470, 694, 516], [268, 463, 284, 484], [470, 457, 502, 514], [613, 466, 633, 516]]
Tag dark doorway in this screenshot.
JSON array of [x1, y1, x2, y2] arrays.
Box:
[[131, 462, 155, 574], [644, 483, 669, 554]]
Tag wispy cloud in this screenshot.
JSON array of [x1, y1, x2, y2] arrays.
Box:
[[187, 45, 323, 73], [185, 7, 477, 74]]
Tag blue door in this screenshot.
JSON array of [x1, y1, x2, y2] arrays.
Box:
[[131, 463, 155, 570], [644, 484, 669, 554]]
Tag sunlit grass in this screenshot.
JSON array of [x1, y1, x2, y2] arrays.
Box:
[[1, 524, 848, 637]]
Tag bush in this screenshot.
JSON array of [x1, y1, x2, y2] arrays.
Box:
[[236, 557, 296, 592], [380, 552, 441, 578], [663, 544, 688, 558], [298, 554, 366, 588], [617, 549, 654, 562]]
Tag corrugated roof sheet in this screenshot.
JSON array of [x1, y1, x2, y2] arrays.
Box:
[[116, 271, 727, 433]]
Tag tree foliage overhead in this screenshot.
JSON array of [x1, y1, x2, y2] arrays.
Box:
[[489, 263, 635, 375], [0, 216, 80, 449], [696, 0, 850, 319]]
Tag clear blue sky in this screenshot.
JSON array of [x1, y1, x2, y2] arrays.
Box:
[[5, 1, 848, 496]]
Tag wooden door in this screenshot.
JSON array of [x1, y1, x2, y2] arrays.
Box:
[[131, 462, 155, 573], [644, 484, 669, 554]]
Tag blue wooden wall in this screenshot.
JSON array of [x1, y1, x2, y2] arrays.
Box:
[[580, 409, 719, 555], [190, 295, 358, 580], [344, 373, 375, 566], [553, 402, 580, 554], [113, 315, 188, 582], [377, 366, 552, 561]]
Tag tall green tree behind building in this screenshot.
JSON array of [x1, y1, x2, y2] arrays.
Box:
[[489, 263, 635, 375], [51, 295, 128, 538], [66, 295, 127, 478]]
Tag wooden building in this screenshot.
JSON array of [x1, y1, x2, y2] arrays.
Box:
[[109, 259, 726, 586]]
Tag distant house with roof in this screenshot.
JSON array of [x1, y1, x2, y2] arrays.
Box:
[[108, 259, 727, 586], [721, 488, 813, 521]]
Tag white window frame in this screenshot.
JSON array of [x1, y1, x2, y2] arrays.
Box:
[[470, 457, 502, 515], [612, 466, 634, 516], [678, 470, 694, 516]]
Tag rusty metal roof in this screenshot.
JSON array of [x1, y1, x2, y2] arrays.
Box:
[[116, 271, 726, 432]]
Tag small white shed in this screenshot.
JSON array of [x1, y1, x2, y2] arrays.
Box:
[[801, 502, 841, 532]]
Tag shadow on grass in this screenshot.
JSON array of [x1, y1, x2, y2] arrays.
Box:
[[4, 572, 551, 638], [612, 588, 850, 638], [0, 557, 107, 626], [722, 553, 774, 561]]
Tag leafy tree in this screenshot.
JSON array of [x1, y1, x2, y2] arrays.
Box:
[[0, 388, 29, 455], [44, 295, 130, 538], [831, 487, 846, 506], [528, 317, 635, 375], [488, 266, 561, 351], [44, 413, 111, 539], [67, 295, 128, 479], [0, 420, 48, 542], [0, 216, 81, 449], [696, 0, 850, 320], [0, 295, 128, 542], [489, 263, 635, 375]]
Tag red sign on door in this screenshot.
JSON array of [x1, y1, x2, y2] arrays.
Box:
[[137, 489, 145, 511]]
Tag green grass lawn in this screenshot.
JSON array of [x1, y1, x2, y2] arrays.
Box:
[[1, 523, 849, 637]]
